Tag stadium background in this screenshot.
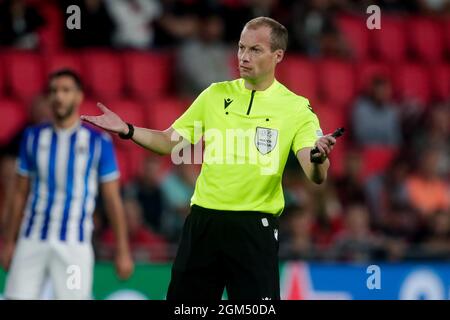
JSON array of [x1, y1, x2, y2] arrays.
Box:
[[0, 0, 449, 299]]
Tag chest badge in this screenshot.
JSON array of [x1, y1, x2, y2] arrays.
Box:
[[255, 127, 278, 155]]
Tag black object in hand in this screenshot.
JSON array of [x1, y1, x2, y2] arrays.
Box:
[[310, 127, 345, 163]]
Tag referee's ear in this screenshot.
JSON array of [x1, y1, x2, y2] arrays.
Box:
[[275, 49, 284, 64]]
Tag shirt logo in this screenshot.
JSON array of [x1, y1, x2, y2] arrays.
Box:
[[224, 98, 233, 109], [255, 127, 278, 155]]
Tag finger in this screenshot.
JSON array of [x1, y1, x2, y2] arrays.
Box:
[[326, 136, 337, 145], [316, 144, 326, 156], [97, 102, 109, 113]]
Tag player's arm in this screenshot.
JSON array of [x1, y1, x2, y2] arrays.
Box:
[[1, 174, 30, 270], [100, 179, 134, 280], [81, 103, 190, 155], [296, 134, 336, 184]]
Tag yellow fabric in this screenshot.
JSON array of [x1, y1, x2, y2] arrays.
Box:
[[171, 78, 322, 215]]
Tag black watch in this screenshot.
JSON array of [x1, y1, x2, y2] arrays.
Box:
[[118, 123, 134, 140]]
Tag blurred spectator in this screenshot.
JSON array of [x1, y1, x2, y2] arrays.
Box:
[[99, 197, 169, 262], [105, 0, 161, 49], [352, 76, 402, 147], [176, 13, 232, 97], [289, 0, 348, 56], [415, 210, 450, 259], [416, 0, 450, 15], [153, 0, 199, 48], [279, 206, 318, 260], [61, 0, 116, 48], [405, 147, 450, 217], [160, 164, 199, 242], [365, 155, 410, 222], [123, 156, 165, 233], [327, 203, 383, 262], [410, 103, 449, 177], [334, 149, 366, 207], [308, 183, 344, 251], [0, 0, 44, 49]]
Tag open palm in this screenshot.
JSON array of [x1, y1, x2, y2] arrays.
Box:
[[81, 103, 127, 134]]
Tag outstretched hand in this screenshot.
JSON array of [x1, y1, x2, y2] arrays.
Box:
[[81, 103, 128, 135]]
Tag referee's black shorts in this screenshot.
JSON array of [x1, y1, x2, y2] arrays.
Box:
[[167, 204, 280, 301]]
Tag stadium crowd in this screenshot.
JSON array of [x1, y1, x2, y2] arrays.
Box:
[[0, 0, 449, 263]]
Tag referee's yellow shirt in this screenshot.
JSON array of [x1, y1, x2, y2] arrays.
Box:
[[171, 78, 322, 215]]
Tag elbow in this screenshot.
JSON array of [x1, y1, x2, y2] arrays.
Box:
[[312, 176, 326, 185]]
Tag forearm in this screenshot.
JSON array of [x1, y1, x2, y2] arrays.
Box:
[[3, 189, 27, 243], [129, 127, 174, 155], [102, 182, 130, 254], [297, 148, 330, 185], [309, 159, 330, 184], [105, 199, 129, 253]]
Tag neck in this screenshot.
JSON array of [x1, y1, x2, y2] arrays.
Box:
[[54, 115, 79, 130], [244, 76, 275, 91]]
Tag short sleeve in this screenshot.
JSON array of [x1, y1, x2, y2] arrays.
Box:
[[291, 105, 323, 155], [16, 128, 32, 177], [171, 85, 210, 144], [98, 134, 120, 183]]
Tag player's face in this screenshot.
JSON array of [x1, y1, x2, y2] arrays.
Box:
[[238, 26, 283, 83], [48, 76, 83, 121]]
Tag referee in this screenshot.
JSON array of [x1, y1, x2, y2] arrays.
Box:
[[82, 17, 337, 300]]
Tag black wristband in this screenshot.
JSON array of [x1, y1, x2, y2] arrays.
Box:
[[118, 123, 134, 140]]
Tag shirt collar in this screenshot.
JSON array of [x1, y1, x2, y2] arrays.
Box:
[[53, 120, 81, 135], [238, 78, 281, 97]]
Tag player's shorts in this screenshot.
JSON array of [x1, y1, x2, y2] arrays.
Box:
[[4, 238, 94, 300], [167, 204, 280, 300]]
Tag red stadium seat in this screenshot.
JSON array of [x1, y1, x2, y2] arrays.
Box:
[[444, 19, 450, 56], [147, 98, 188, 131], [108, 99, 147, 177], [44, 52, 83, 77], [355, 61, 392, 94], [37, 3, 63, 53], [0, 99, 27, 145], [81, 50, 124, 100], [79, 99, 103, 118], [123, 51, 173, 101], [0, 62, 4, 97], [336, 15, 370, 60], [432, 63, 450, 102], [360, 146, 398, 181], [371, 17, 407, 62], [277, 56, 318, 103], [318, 59, 356, 107], [115, 147, 133, 185], [407, 17, 444, 62], [394, 63, 431, 106], [3, 52, 45, 103]]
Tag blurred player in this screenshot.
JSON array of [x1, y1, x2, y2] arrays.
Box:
[[0, 69, 134, 299]]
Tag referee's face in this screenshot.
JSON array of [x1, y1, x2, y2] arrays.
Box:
[[49, 76, 83, 121], [238, 26, 282, 83]]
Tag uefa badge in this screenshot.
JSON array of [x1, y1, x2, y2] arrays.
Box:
[[255, 127, 278, 155]]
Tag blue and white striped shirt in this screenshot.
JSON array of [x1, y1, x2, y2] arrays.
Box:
[[17, 122, 119, 244]]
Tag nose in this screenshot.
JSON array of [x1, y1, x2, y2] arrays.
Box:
[[239, 49, 250, 64]]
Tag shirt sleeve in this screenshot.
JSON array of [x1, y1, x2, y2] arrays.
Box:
[[98, 133, 120, 183], [16, 128, 32, 177], [291, 103, 323, 155], [171, 85, 211, 144]]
